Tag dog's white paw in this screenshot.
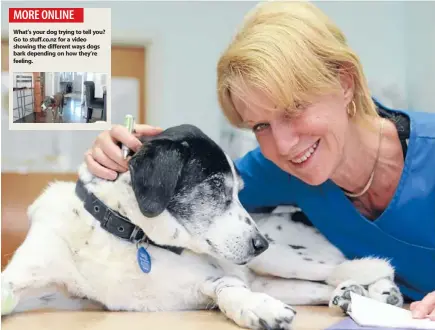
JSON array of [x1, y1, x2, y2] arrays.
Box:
[[367, 277, 403, 307], [1, 282, 18, 316], [329, 280, 368, 314], [223, 291, 296, 330]]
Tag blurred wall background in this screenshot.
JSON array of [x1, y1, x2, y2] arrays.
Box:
[[1, 1, 435, 170]]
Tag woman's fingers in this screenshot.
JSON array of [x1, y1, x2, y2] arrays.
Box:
[[92, 147, 128, 173], [412, 291, 435, 319], [110, 125, 143, 153], [410, 301, 419, 311], [133, 124, 163, 137], [95, 127, 136, 169], [85, 123, 163, 180], [85, 150, 118, 181]]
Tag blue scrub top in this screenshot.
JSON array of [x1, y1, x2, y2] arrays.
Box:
[[235, 106, 435, 301]]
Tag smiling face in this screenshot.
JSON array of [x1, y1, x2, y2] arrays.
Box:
[[216, 1, 379, 185], [232, 87, 351, 186]]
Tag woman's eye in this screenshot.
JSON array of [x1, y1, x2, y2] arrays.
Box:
[[252, 123, 270, 133]]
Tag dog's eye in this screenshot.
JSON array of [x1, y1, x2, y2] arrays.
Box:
[[225, 199, 232, 207]]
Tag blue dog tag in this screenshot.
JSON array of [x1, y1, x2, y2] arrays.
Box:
[[137, 246, 152, 273]]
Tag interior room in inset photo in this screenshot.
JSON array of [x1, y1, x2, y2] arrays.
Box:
[[12, 72, 107, 124]]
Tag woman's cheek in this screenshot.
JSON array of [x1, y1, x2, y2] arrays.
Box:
[[256, 133, 276, 159]]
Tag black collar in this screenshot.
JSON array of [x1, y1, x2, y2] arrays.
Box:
[[75, 179, 183, 255]]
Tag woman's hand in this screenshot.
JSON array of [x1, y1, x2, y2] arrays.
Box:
[[85, 124, 163, 180], [410, 291, 435, 320]]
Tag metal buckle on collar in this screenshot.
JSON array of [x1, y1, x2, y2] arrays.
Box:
[[130, 226, 145, 244]]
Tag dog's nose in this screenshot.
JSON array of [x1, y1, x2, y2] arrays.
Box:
[[252, 235, 269, 256]]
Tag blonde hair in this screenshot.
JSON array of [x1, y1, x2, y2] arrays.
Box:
[[217, 0, 379, 129]]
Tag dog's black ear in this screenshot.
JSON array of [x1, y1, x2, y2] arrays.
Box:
[[128, 139, 188, 218]]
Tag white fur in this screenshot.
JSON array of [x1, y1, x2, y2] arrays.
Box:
[[1, 161, 403, 329], [327, 257, 395, 287]]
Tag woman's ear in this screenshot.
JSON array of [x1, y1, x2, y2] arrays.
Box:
[[338, 64, 355, 105]]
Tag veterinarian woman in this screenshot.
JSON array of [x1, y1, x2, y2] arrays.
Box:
[[85, 1, 435, 319]]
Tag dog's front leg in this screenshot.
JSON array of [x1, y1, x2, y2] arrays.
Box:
[[247, 244, 337, 281], [200, 276, 296, 330], [1, 224, 84, 316]]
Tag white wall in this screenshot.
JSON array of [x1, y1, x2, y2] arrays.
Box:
[[73, 72, 83, 94], [53, 72, 61, 94], [404, 1, 435, 113], [108, 1, 259, 142], [2, 1, 434, 171], [315, 1, 409, 108], [44, 72, 54, 97], [84, 72, 106, 99]]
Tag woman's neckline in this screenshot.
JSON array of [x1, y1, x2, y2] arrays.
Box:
[[331, 106, 413, 224]]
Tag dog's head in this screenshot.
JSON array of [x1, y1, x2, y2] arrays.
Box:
[[128, 124, 268, 265]]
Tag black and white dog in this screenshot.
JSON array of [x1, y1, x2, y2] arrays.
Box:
[[1, 124, 403, 329]]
